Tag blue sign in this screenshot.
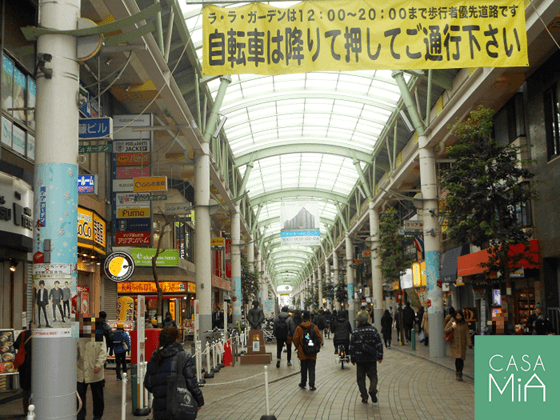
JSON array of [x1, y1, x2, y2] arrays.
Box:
[[78, 175, 97, 194], [79, 117, 113, 140], [116, 218, 151, 232]]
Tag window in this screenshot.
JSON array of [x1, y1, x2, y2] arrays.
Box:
[[544, 85, 560, 160], [494, 93, 525, 146]]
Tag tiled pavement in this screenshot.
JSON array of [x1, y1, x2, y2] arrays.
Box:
[[0, 329, 474, 419]]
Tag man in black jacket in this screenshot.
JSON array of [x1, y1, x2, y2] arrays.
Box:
[[98, 311, 114, 356], [350, 311, 383, 404], [273, 306, 292, 367], [402, 302, 415, 342]]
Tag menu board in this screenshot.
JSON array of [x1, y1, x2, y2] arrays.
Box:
[[0, 330, 16, 375]]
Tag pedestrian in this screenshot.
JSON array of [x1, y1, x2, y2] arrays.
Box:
[[144, 326, 204, 418], [324, 309, 332, 339], [273, 306, 292, 367], [98, 311, 114, 356], [113, 322, 130, 381], [444, 309, 472, 381], [416, 306, 425, 332], [403, 302, 415, 342], [526, 304, 553, 335], [350, 311, 384, 404], [163, 312, 177, 328], [331, 310, 352, 355], [77, 323, 107, 420], [421, 308, 429, 346], [293, 310, 322, 391], [394, 309, 401, 339], [287, 309, 303, 346], [314, 309, 326, 346], [444, 306, 457, 328], [380, 309, 393, 348], [145, 314, 153, 329], [14, 325, 32, 415]]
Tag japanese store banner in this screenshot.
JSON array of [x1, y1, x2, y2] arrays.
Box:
[[202, 0, 528, 75]]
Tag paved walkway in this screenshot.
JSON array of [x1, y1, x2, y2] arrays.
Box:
[[0, 331, 475, 419]]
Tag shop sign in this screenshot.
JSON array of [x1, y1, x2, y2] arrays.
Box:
[[112, 179, 134, 192], [133, 176, 167, 192], [456, 276, 465, 286], [117, 282, 186, 294], [114, 140, 151, 153], [104, 251, 135, 282], [420, 261, 426, 286], [114, 153, 150, 166], [115, 193, 152, 207], [113, 114, 152, 127], [404, 220, 423, 231], [0, 329, 17, 375], [77, 207, 106, 254], [362, 250, 371, 258], [393, 281, 400, 290], [78, 144, 112, 154], [164, 202, 192, 215], [116, 231, 151, 245], [510, 267, 525, 278], [117, 207, 150, 219], [117, 218, 151, 232], [412, 262, 421, 287], [211, 274, 232, 291], [114, 166, 150, 179], [131, 248, 179, 266], [78, 117, 112, 140], [78, 174, 97, 194], [0, 172, 33, 243], [32, 263, 73, 279], [211, 237, 225, 247], [187, 282, 196, 293]]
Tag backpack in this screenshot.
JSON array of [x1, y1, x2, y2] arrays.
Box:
[[301, 324, 321, 356], [166, 352, 198, 420], [276, 317, 289, 339]]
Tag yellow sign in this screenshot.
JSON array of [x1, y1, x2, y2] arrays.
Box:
[[187, 282, 196, 293], [133, 176, 167, 192], [420, 261, 427, 286], [203, 0, 528, 76], [117, 207, 151, 218], [211, 237, 225, 247], [77, 207, 107, 255], [118, 282, 187, 294], [412, 262, 421, 287]]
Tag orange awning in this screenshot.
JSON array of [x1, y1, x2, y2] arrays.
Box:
[[457, 239, 540, 277]]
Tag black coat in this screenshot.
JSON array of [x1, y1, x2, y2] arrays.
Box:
[[403, 305, 415, 326], [314, 314, 326, 330], [331, 316, 352, 345], [144, 342, 204, 418], [349, 322, 384, 364], [287, 314, 303, 337], [380, 312, 393, 339], [14, 330, 32, 390]]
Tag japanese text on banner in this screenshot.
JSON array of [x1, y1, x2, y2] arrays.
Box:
[[202, 0, 528, 75]]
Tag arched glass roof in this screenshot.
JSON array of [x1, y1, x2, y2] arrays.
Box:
[[181, 1, 411, 288]]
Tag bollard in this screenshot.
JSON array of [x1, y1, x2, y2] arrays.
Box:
[[196, 341, 206, 384], [211, 342, 220, 373], [217, 339, 225, 368], [27, 404, 35, 420], [143, 362, 149, 411], [259, 366, 277, 420], [204, 347, 214, 379], [411, 329, 416, 351], [121, 372, 128, 420]]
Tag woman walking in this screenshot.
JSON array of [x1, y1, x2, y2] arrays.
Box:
[[144, 326, 204, 418], [444, 309, 472, 381], [421, 308, 429, 346], [380, 309, 393, 348]]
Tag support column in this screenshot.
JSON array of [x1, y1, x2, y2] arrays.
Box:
[[370, 202, 383, 332], [318, 266, 323, 310], [32, 1, 79, 418], [333, 252, 339, 310], [231, 207, 242, 324], [247, 235, 256, 300], [312, 271, 317, 310], [197, 75, 231, 338], [392, 70, 444, 357], [345, 235, 355, 326]]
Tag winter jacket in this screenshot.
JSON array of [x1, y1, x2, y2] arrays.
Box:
[[273, 312, 291, 339], [77, 337, 107, 383], [292, 321, 323, 361], [444, 319, 472, 360], [417, 307, 425, 329], [421, 312, 430, 337], [349, 322, 384, 364], [331, 315, 352, 346], [403, 305, 415, 326], [144, 342, 204, 419], [287, 313, 303, 338], [380, 311, 393, 339], [100, 319, 114, 348], [314, 314, 326, 330], [113, 329, 131, 354]]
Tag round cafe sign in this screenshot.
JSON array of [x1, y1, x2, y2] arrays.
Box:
[[104, 252, 135, 282]]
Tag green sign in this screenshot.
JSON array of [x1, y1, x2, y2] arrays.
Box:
[[131, 248, 179, 267], [78, 144, 113, 154], [475, 336, 560, 419]]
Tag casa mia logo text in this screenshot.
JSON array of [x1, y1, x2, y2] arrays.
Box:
[[488, 354, 546, 403]]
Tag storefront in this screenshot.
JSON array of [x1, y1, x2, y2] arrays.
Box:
[[457, 239, 541, 334]]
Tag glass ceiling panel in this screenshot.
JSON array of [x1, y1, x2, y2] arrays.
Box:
[[181, 1, 411, 284]]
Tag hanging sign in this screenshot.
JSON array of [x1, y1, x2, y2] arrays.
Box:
[[202, 0, 528, 76], [103, 251, 135, 282]]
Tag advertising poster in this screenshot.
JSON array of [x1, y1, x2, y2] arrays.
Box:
[[280, 202, 320, 246], [0, 330, 16, 375], [1, 116, 11, 147], [27, 76, 35, 129], [12, 67, 26, 124], [11, 125, 26, 156], [117, 296, 135, 321], [2, 54, 14, 114]]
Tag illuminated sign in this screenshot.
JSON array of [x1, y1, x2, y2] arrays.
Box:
[[133, 176, 167, 192], [104, 252, 135, 282], [117, 281, 187, 294], [77, 207, 107, 254], [77, 174, 97, 194], [117, 207, 150, 219], [116, 231, 151, 245]]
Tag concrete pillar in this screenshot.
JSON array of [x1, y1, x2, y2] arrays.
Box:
[[312, 271, 317, 310], [333, 252, 339, 310], [197, 75, 231, 341], [318, 266, 323, 310], [32, 1, 79, 418], [345, 235, 355, 326], [231, 207, 242, 324], [370, 202, 383, 332]]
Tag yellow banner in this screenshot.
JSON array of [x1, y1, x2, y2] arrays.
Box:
[[203, 0, 527, 75], [211, 237, 226, 247]]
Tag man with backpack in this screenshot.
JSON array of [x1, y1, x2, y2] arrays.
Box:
[[293, 310, 323, 391], [273, 306, 292, 368], [350, 310, 384, 404]]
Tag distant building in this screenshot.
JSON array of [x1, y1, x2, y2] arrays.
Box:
[[283, 207, 315, 230]]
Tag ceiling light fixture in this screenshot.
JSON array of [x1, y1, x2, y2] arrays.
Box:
[[399, 109, 414, 132]]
